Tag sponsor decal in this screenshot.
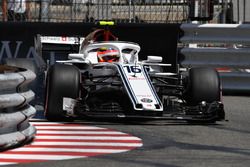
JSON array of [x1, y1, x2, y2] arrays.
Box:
[[141, 98, 153, 103], [128, 77, 145, 80]]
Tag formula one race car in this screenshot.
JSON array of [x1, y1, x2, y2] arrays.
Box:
[[38, 22, 225, 123]]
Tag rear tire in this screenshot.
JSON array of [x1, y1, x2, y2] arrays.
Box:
[[45, 64, 80, 121], [185, 67, 221, 105]]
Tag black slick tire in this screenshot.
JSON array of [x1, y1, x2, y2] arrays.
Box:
[[186, 67, 221, 105], [45, 64, 80, 121]]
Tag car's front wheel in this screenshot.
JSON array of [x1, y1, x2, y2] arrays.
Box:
[[184, 67, 224, 123], [45, 64, 80, 121], [185, 67, 221, 105]]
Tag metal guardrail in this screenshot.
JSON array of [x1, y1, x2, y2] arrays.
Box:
[[0, 65, 36, 150], [220, 72, 250, 94], [180, 23, 250, 94], [180, 47, 250, 68], [180, 24, 250, 44]]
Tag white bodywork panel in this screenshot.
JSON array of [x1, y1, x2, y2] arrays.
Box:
[[116, 64, 163, 111]]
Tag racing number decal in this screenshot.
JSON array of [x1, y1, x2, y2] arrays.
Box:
[[123, 65, 142, 74], [117, 63, 162, 111]]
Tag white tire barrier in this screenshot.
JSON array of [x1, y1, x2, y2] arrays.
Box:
[[0, 65, 36, 150]]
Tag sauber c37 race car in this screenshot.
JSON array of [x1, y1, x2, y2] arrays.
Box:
[[39, 26, 225, 123]]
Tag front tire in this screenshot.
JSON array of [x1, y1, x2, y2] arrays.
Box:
[[185, 67, 221, 105], [185, 67, 224, 123], [45, 64, 80, 121]]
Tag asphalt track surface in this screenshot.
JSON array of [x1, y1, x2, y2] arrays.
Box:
[[5, 96, 250, 167]]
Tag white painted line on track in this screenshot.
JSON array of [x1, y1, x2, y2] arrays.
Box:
[[30, 122, 67, 124], [37, 130, 126, 134], [0, 154, 86, 160], [11, 147, 130, 153], [30, 142, 143, 147], [35, 126, 106, 130], [35, 135, 141, 140], [0, 163, 17, 165]]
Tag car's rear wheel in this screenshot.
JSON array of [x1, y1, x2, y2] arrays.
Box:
[[185, 67, 221, 105], [45, 64, 80, 121]]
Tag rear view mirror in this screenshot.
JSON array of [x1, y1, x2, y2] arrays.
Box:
[[68, 53, 84, 60], [146, 56, 162, 63]]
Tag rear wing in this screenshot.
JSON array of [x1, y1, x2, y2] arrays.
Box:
[[34, 35, 85, 67], [34, 34, 85, 57], [39, 36, 84, 45]]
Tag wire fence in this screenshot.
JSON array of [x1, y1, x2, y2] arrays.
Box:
[[1, 0, 190, 23], [1, 0, 237, 24]]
